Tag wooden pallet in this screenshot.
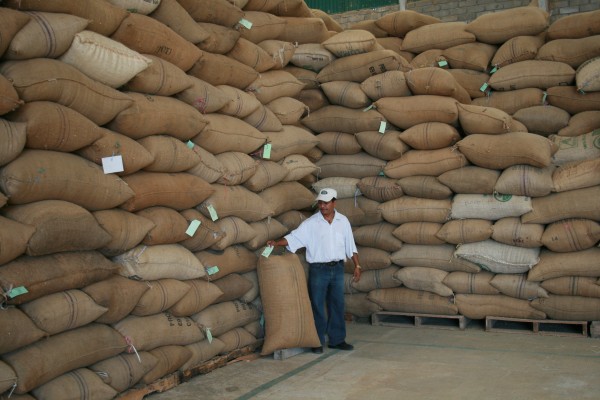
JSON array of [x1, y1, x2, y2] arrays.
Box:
[[371, 311, 469, 330], [485, 316, 589, 337], [117, 341, 262, 400]]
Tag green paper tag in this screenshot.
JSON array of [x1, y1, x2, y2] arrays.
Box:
[[239, 18, 253, 29], [263, 143, 272, 159], [186, 140, 194, 149], [438, 60, 448, 67], [207, 205, 218, 221], [206, 328, 213, 343], [206, 266, 219, 275], [262, 246, 274, 258], [363, 104, 374, 112], [479, 83, 489, 92], [379, 121, 386, 134], [378, 171, 385, 176], [489, 66, 498, 74], [185, 219, 201, 237], [8, 286, 28, 299]]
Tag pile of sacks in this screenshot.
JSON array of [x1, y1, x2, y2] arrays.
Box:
[[0, 0, 599, 398]]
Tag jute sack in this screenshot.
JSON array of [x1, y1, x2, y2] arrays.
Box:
[[537, 36, 600, 69], [263, 124, 318, 162], [239, 271, 259, 303], [0, 58, 133, 125], [258, 181, 315, 216], [454, 240, 540, 274], [350, 266, 401, 293], [472, 87, 545, 115], [289, 43, 336, 73], [176, 76, 230, 114], [465, 4, 549, 45], [0, 73, 22, 115], [410, 49, 447, 69], [384, 147, 467, 179], [276, 16, 329, 45], [279, 154, 317, 181], [194, 245, 258, 281], [185, 144, 224, 184], [215, 152, 258, 186], [322, 29, 377, 58], [2, 323, 128, 394], [357, 176, 403, 202], [19, 289, 107, 335], [276, 210, 310, 232], [3, 200, 111, 256], [147, 0, 210, 44], [228, 38, 275, 72], [113, 312, 204, 351], [0, 308, 47, 354], [399, 122, 461, 150], [0, 7, 30, 56], [456, 103, 513, 135], [0, 216, 35, 268], [546, 9, 600, 40], [531, 296, 600, 321], [377, 37, 414, 61], [552, 158, 600, 192], [138, 135, 200, 173], [527, 248, 600, 281], [397, 176, 453, 200], [491, 34, 545, 69], [0, 120, 25, 167], [5, 11, 89, 60], [0, 150, 133, 211], [353, 222, 402, 252], [0, 360, 17, 394], [442, 42, 497, 72], [108, 93, 208, 141], [124, 54, 193, 96], [93, 209, 154, 256], [6, 101, 103, 152], [295, 88, 330, 112], [243, 160, 288, 192], [317, 50, 411, 84], [211, 217, 258, 251], [451, 194, 532, 220], [375, 95, 458, 130], [513, 105, 570, 136], [111, 13, 202, 71], [368, 287, 458, 315], [488, 60, 575, 91], [494, 165, 555, 197], [82, 275, 150, 324], [137, 205, 199, 246], [391, 244, 480, 273], [402, 22, 475, 53], [393, 222, 445, 245], [315, 131, 361, 155], [258, 39, 297, 70], [197, 184, 273, 223], [558, 110, 600, 137], [132, 279, 191, 316], [3, 0, 128, 37], [179, 208, 225, 252], [345, 293, 383, 318], [489, 274, 548, 300], [119, 172, 214, 212], [316, 153, 386, 179], [448, 68, 490, 99], [355, 131, 410, 161], [436, 219, 493, 244], [521, 185, 600, 224], [442, 271, 499, 295], [311, 8, 344, 32], [191, 300, 260, 337], [246, 70, 304, 104], [457, 132, 556, 169], [374, 10, 441, 38], [320, 81, 370, 109], [491, 217, 544, 248], [90, 352, 157, 393], [394, 267, 453, 297], [113, 244, 206, 281], [181, 338, 226, 371], [239, 11, 287, 44], [312, 177, 361, 199], [169, 280, 224, 317], [302, 105, 385, 133], [218, 327, 258, 354], [60, 30, 152, 88], [352, 246, 391, 271], [217, 85, 261, 118], [380, 197, 451, 224], [438, 166, 499, 194], [211, 273, 254, 302], [360, 70, 411, 101], [188, 52, 260, 89], [258, 253, 320, 354], [546, 85, 600, 115], [541, 277, 600, 298], [541, 219, 600, 252], [266, 97, 308, 125], [196, 23, 240, 55], [32, 367, 118, 400], [455, 294, 546, 320], [177, 0, 244, 27], [141, 345, 192, 384], [550, 130, 600, 166], [192, 114, 266, 155], [333, 197, 365, 227]]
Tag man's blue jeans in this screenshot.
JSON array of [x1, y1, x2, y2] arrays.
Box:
[[308, 261, 346, 346]]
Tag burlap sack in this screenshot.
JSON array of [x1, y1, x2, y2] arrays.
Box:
[[266, 97, 307, 125], [2, 323, 128, 394], [546, 85, 600, 115], [317, 50, 411, 83], [531, 296, 600, 321], [537, 36, 600, 69], [558, 110, 600, 137], [176, 75, 229, 114], [257, 39, 295, 70], [374, 10, 440, 37], [32, 367, 118, 400], [322, 29, 377, 58], [312, 177, 361, 199], [436, 219, 493, 244], [132, 279, 191, 317], [350, 266, 399, 293], [82, 275, 149, 324], [316, 153, 386, 179], [276, 210, 310, 232], [368, 287, 458, 315], [447, 68, 489, 99], [240, 271, 260, 303], [491, 34, 545, 68], [138, 135, 200, 173], [228, 37, 276, 72], [455, 240, 540, 274], [150, 0, 210, 43], [180, 338, 225, 371], [443, 42, 497, 72], [384, 147, 467, 179], [169, 279, 224, 317], [488, 60, 575, 91], [392, 222, 445, 245], [0, 121, 25, 170], [246, 70, 304, 104], [197, 184, 273, 223], [243, 160, 288, 192], [90, 352, 157, 393], [490, 274, 548, 300], [0, 73, 22, 115], [0, 360, 17, 394], [0, 216, 34, 266], [215, 152, 259, 186], [355, 131, 410, 161], [397, 176, 452, 200], [402, 21, 475, 53], [191, 300, 260, 337], [380, 197, 451, 224], [541, 219, 600, 253], [399, 122, 460, 151], [279, 153, 317, 181], [552, 158, 600, 192], [356, 176, 403, 202], [311, 8, 344, 32], [3, 0, 128, 36], [541, 277, 600, 298], [406, 66, 463, 99], [550, 130, 600, 166], [472, 87, 545, 115], [302, 105, 384, 134], [185, 144, 224, 183], [195, 245, 257, 281], [391, 244, 480, 273], [465, 5, 549, 44], [351, 246, 391, 271], [264, 127, 317, 162], [457, 132, 555, 169], [320, 81, 370, 109], [521, 185, 600, 224], [211, 217, 258, 251], [124, 54, 192, 96], [494, 165, 554, 197], [491, 217, 544, 248], [457, 103, 513, 135], [344, 293, 382, 318], [93, 209, 154, 256], [218, 85, 262, 118], [527, 248, 600, 281], [258, 181, 315, 216], [0, 7, 31, 56], [442, 271, 499, 295], [0, 307, 47, 354], [377, 37, 414, 61], [395, 267, 453, 297], [218, 327, 258, 354], [360, 70, 411, 101], [196, 23, 240, 55], [211, 274, 254, 303], [513, 105, 570, 136], [178, 0, 244, 27], [188, 52, 259, 89], [276, 16, 329, 44], [375, 95, 458, 130], [546, 9, 600, 40], [192, 114, 266, 155], [245, 218, 289, 251], [456, 294, 546, 320], [0, 58, 133, 125], [179, 208, 225, 252], [141, 346, 191, 385], [438, 166, 499, 194]]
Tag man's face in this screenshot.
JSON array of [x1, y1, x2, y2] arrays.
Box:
[[317, 199, 335, 217]]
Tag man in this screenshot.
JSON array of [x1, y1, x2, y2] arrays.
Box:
[[266, 188, 361, 354]]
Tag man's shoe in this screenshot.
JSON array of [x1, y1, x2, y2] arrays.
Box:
[[328, 341, 354, 351], [311, 346, 323, 354]]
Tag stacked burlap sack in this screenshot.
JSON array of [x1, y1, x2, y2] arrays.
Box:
[[0, 0, 599, 398]]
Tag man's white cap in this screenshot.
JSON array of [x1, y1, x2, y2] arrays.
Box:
[[315, 188, 337, 202]]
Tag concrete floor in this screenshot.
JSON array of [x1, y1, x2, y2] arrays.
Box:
[[149, 320, 600, 400]]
